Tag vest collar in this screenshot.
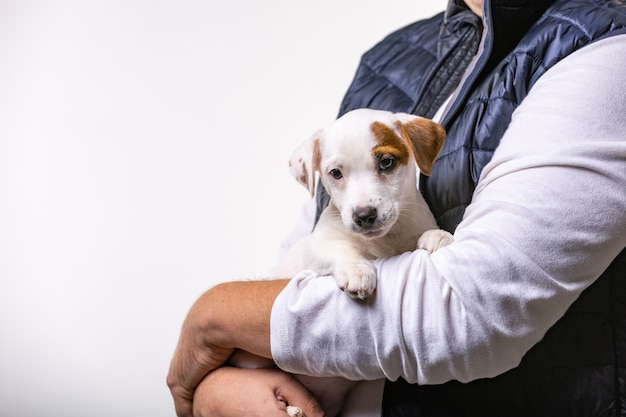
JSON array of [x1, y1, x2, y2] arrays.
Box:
[[439, 0, 556, 127]]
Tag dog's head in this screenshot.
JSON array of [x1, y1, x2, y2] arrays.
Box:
[[289, 108, 446, 238]]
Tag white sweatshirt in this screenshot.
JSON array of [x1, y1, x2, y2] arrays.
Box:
[[270, 34, 626, 397]]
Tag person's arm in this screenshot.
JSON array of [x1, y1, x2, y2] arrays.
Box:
[[167, 279, 288, 417], [270, 35, 626, 384]]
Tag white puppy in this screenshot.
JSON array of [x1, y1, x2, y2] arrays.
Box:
[[276, 108, 453, 299], [231, 108, 453, 417]]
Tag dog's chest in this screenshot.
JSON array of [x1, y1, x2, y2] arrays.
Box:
[[362, 230, 420, 259]]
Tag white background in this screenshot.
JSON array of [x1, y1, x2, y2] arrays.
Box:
[[0, 1, 444, 416]]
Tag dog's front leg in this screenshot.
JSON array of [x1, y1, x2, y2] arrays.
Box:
[[309, 233, 377, 299], [417, 229, 454, 253], [334, 254, 377, 300]]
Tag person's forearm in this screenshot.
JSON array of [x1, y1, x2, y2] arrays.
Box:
[[192, 279, 289, 357]]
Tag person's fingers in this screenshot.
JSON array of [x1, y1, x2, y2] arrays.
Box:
[[273, 372, 326, 417], [169, 383, 193, 417], [166, 341, 196, 417], [167, 348, 198, 417]]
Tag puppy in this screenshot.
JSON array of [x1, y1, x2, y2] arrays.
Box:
[[276, 108, 453, 299], [230, 108, 453, 417]]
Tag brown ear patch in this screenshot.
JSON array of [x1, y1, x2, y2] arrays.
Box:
[[289, 135, 323, 196], [394, 119, 446, 176], [301, 137, 322, 194], [312, 137, 321, 172], [294, 159, 309, 188], [370, 122, 410, 165]]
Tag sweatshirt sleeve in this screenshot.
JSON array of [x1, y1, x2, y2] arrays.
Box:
[[270, 35, 626, 384]]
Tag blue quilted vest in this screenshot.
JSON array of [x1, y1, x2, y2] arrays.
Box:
[[323, 0, 626, 414]]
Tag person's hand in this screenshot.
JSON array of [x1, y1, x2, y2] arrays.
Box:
[[167, 279, 289, 417], [192, 366, 326, 417], [167, 313, 234, 417]]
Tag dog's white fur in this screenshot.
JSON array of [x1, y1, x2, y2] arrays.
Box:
[[231, 109, 453, 417], [276, 108, 453, 299]]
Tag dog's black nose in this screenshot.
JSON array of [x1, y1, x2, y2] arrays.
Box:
[[353, 206, 378, 228]]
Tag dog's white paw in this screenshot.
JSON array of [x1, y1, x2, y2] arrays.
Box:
[[418, 229, 454, 253], [335, 260, 377, 299], [286, 405, 304, 417]]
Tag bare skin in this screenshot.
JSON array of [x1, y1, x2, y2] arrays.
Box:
[[465, 0, 483, 16]]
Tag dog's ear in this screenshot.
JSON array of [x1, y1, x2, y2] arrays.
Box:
[[394, 115, 446, 176], [288, 131, 322, 197]]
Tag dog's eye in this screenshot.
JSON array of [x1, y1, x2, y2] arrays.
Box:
[[379, 156, 396, 171], [329, 168, 343, 179]]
